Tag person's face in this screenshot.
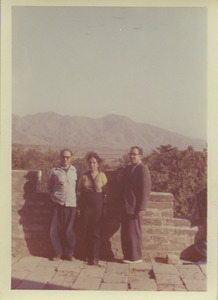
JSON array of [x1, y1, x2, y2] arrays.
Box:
[[60, 151, 72, 169], [88, 157, 99, 172], [129, 148, 142, 165]]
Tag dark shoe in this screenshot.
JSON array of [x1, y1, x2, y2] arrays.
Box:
[[93, 258, 99, 265], [65, 255, 75, 261], [87, 258, 100, 266], [87, 259, 94, 265], [51, 254, 62, 261]]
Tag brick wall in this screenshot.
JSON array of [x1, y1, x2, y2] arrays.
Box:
[[12, 170, 203, 263]]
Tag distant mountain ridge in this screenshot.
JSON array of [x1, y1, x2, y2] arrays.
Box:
[[12, 112, 206, 153]]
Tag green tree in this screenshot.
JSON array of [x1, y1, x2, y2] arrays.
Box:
[[143, 145, 207, 216]]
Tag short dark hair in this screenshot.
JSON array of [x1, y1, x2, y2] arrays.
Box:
[[86, 151, 102, 164], [130, 146, 143, 156], [60, 148, 73, 157]]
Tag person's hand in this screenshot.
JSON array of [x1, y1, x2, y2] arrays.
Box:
[[138, 210, 145, 217], [77, 208, 81, 216]]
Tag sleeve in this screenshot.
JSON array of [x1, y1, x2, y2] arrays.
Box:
[[47, 169, 54, 196], [77, 175, 83, 194], [138, 165, 151, 212], [102, 173, 108, 203]]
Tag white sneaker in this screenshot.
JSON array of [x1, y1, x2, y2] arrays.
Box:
[[122, 259, 131, 263], [122, 259, 142, 264]]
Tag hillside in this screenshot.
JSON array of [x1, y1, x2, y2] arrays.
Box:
[[12, 112, 206, 154]]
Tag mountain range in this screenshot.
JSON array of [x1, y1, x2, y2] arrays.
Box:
[[12, 112, 206, 154]]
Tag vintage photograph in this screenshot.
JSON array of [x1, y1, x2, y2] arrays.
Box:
[[1, 1, 217, 299]]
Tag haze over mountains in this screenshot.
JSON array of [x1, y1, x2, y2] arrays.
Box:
[[12, 112, 206, 154]]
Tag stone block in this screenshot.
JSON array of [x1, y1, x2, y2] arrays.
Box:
[[144, 226, 197, 238], [57, 260, 84, 272], [161, 210, 174, 218], [103, 273, 126, 283], [12, 256, 43, 272], [78, 266, 106, 278], [46, 270, 77, 289], [153, 262, 179, 275], [144, 209, 161, 218], [129, 278, 157, 291], [21, 266, 55, 283], [157, 284, 187, 291], [147, 202, 173, 210], [155, 274, 183, 285], [183, 280, 207, 291], [142, 218, 162, 226], [106, 262, 129, 274], [177, 265, 206, 280], [72, 277, 102, 290], [150, 192, 174, 203], [162, 218, 192, 227], [22, 224, 46, 232], [129, 262, 152, 271]]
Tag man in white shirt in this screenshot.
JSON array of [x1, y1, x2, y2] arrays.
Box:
[[47, 149, 78, 261]]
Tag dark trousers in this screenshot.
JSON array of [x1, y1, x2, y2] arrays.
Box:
[[121, 213, 142, 261], [80, 192, 103, 262], [50, 204, 76, 257]]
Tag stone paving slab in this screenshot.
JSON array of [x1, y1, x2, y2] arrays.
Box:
[[72, 276, 102, 290], [129, 262, 152, 271], [103, 272, 127, 283], [183, 279, 207, 292], [78, 266, 106, 278], [36, 259, 63, 268], [57, 260, 84, 272], [157, 284, 187, 291], [11, 256, 207, 291], [106, 262, 129, 274], [18, 266, 55, 287], [152, 262, 179, 275], [129, 278, 157, 291], [12, 256, 43, 271], [155, 273, 183, 285], [45, 270, 77, 290], [177, 265, 206, 280]]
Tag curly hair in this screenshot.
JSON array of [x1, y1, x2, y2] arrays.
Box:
[[86, 151, 102, 164]]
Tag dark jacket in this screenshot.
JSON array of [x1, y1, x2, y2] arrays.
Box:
[[123, 162, 151, 214]]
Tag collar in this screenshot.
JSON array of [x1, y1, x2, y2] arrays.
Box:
[[56, 164, 76, 171]]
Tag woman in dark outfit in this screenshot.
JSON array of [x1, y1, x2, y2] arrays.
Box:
[[77, 152, 107, 265]]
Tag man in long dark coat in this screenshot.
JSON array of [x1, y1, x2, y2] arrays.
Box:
[[121, 146, 151, 263]]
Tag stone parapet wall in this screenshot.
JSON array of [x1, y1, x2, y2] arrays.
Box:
[[12, 170, 202, 263], [109, 193, 199, 261]]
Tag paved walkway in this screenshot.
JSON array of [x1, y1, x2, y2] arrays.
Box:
[[11, 256, 207, 291]]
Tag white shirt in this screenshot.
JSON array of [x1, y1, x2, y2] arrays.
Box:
[[47, 164, 78, 207]]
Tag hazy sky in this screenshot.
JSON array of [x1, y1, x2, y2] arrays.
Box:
[[12, 6, 207, 140]]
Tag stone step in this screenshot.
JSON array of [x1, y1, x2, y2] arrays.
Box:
[[142, 224, 198, 237], [142, 216, 193, 227], [150, 192, 174, 203]]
